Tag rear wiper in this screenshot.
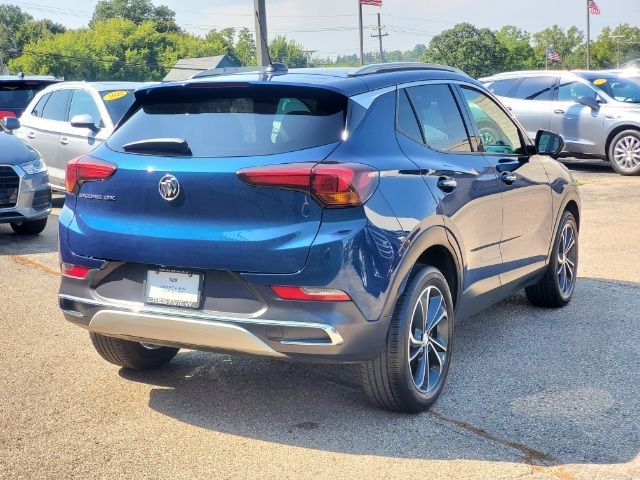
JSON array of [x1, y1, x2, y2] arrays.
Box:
[[122, 138, 192, 156]]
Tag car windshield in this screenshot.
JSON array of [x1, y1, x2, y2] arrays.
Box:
[[108, 84, 348, 157], [0, 82, 51, 116], [100, 89, 136, 124], [588, 77, 640, 103]]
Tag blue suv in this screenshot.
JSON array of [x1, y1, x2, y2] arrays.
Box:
[[58, 63, 580, 412]]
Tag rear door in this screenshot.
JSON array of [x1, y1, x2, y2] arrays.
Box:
[[21, 89, 71, 186], [66, 83, 348, 274], [457, 85, 553, 284], [395, 82, 504, 310], [502, 76, 557, 140], [550, 78, 605, 155]]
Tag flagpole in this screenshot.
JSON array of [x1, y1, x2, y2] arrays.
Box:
[[586, 0, 591, 69], [358, 1, 364, 66], [545, 47, 548, 70]]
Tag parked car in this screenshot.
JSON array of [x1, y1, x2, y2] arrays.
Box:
[[17, 82, 144, 189], [0, 74, 60, 119], [58, 63, 580, 412], [0, 116, 51, 235], [481, 70, 640, 175]]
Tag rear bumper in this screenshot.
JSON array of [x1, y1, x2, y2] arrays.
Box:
[[59, 287, 389, 362]]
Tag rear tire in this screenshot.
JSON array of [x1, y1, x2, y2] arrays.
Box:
[[10, 217, 48, 235], [608, 129, 640, 176], [360, 266, 454, 413], [89, 332, 179, 370], [525, 211, 578, 308]]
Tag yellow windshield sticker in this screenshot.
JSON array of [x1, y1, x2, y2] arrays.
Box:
[[593, 78, 607, 85], [103, 90, 128, 101]]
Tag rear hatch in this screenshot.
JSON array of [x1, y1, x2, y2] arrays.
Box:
[[66, 82, 348, 274], [0, 80, 59, 118]]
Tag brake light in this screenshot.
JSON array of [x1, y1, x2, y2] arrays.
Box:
[[237, 162, 378, 207], [66, 155, 117, 194], [271, 286, 351, 302], [60, 263, 90, 279]]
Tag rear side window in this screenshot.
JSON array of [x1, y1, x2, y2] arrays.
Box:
[[405, 84, 472, 152], [41, 90, 71, 121], [108, 85, 347, 157], [31, 93, 51, 117], [396, 89, 423, 143], [512, 76, 556, 101], [486, 78, 519, 97]]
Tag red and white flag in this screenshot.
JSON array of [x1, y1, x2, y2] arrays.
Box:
[[588, 0, 600, 15], [360, 0, 382, 6]]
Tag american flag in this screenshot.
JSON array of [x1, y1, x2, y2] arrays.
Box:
[[547, 48, 562, 63], [360, 0, 382, 5], [588, 0, 600, 15]]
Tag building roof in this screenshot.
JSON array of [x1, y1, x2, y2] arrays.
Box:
[[163, 55, 237, 81]]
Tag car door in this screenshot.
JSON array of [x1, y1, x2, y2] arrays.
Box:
[[20, 89, 72, 188], [457, 85, 553, 286], [58, 89, 110, 166], [394, 82, 504, 316], [550, 78, 605, 155], [501, 76, 557, 141]]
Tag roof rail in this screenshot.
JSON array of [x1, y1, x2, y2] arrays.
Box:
[[348, 62, 464, 77]]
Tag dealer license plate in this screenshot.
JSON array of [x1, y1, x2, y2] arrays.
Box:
[[145, 269, 202, 309]]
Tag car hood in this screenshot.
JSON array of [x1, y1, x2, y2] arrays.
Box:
[[0, 131, 38, 165]]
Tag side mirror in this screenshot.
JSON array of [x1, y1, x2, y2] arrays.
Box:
[[2, 116, 20, 131], [578, 96, 599, 110], [535, 130, 565, 159], [70, 114, 99, 132]]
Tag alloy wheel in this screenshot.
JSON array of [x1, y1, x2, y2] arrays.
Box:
[[408, 286, 449, 393], [557, 223, 577, 297], [613, 135, 640, 171]]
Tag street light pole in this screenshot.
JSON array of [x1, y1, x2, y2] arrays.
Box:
[[254, 0, 269, 67]]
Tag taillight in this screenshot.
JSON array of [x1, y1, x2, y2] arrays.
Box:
[[237, 162, 378, 207], [66, 155, 117, 194], [60, 263, 90, 279], [271, 286, 351, 302]]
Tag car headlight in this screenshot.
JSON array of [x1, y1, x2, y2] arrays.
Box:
[[19, 157, 47, 175]]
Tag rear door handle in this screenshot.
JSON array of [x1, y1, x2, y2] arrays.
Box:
[[60, 137, 69, 145], [507, 106, 513, 111], [553, 109, 565, 114], [27, 131, 36, 139], [436, 177, 457, 193], [500, 171, 517, 185]]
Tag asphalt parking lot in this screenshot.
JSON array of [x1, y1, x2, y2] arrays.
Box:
[[1, 159, 638, 480]]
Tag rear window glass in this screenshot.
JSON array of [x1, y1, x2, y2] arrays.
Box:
[[100, 89, 136, 124], [485, 78, 518, 97], [108, 85, 347, 157], [0, 81, 54, 114]]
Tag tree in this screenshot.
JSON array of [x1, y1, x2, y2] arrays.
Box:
[[422, 23, 508, 77], [91, 0, 179, 33], [591, 24, 640, 69], [269, 35, 306, 67], [532, 25, 584, 69], [234, 28, 256, 66], [495, 26, 535, 70]]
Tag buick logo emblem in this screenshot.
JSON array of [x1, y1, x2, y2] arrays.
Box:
[[159, 174, 180, 201]]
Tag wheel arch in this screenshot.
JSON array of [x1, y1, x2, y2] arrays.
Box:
[[605, 124, 640, 160]]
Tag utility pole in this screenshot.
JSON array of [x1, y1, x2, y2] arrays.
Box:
[[371, 13, 388, 62], [254, 0, 269, 66], [358, 1, 364, 66], [611, 35, 624, 68], [303, 50, 316, 67]]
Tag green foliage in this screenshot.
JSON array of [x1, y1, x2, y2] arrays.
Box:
[[235, 28, 256, 67], [91, 0, 179, 33], [532, 25, 585, 69], [269, 35, 307, 68], [591, 24, 640, 68], [422, 23, 508, 77], [495, 26, 535, 70]]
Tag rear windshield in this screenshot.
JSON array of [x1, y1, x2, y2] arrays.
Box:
[[0, 81, 54, 112], [107, 84, 348, 157], [100, 89, 136, 123]]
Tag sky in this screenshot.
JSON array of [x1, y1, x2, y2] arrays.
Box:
[[8, 0, 640, 58]]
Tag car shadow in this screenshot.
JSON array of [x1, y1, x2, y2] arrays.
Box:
[[119, 277, 639, 466], [561, 157, 614, 174]]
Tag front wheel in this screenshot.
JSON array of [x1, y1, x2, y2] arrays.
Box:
[[360, 266, 454, 413], [10, 217, 48, 235], [525, 211, 578, 308], [608, 130, 640, 175]]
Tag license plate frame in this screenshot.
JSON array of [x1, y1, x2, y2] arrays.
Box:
[[144, 268, 203, 309]]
